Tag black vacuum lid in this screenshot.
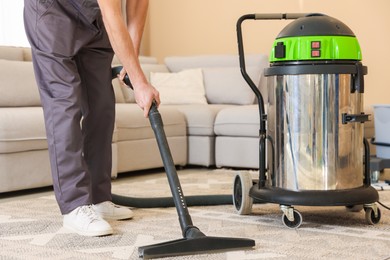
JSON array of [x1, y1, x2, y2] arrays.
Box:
[[276, 13, 356, 38]]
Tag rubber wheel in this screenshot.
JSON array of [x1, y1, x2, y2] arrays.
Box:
[[365, 207, 381, 225], [345, 205, 364, 212], [232, 171, 253, 215], [282, 210, 303, 228]]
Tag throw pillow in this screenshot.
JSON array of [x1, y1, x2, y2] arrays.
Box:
[[150, 68, 207, 105]]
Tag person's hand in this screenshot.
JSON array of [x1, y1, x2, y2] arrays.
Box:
[[116, 68, 160, 117], [133, 82, 160, 117], [119, 67, 127, 83]]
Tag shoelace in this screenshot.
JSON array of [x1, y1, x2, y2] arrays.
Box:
[[79, 205, 100, 223], [100, 201, 120, 209]]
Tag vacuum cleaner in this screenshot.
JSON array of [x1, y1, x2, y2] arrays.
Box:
[[111, 67, 255, 259], [233, 13, 381, 228]]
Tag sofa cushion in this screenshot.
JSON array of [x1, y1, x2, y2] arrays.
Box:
[[0, 46, 24, 61], [0, 59, 41, 107], [0, 107, 47, 153], [115, 104, 186, 141], [165, 104, 231, 136], [203, 66, 260, 105], [112, 78, 126, 103], [215, 136, 259, 169], [214, 105, 260, 137], [142, 63, 170, 81], [150, 69, 207, 105], [164, 54, 269, 105]]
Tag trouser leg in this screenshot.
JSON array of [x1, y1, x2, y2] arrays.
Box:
[[76, 40, 115, 205], [31, 49, 92, 214], [24, 0, 114, 214]]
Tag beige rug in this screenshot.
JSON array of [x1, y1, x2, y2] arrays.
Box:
[[0, 168, 390, 260]]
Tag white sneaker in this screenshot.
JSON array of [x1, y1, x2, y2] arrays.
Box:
[[93, 201, 134, 220], [63, 205, 113, 237]]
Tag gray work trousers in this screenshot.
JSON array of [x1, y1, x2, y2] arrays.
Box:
[[24, 0, 115, 214]]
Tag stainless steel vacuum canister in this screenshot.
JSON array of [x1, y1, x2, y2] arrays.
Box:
[[264, 14, 369, 191]]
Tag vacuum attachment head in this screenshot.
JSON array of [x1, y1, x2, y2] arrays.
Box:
[[139, 227, 255, 259]]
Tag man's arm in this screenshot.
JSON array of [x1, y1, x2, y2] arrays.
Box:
[[126, 0, 149, 56], [97, 0, 159, 117]]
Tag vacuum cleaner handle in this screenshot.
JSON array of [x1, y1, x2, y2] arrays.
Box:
[[236, 13, 308, 102], [253, 13, 308, 20], [236, 13, 308, 187]]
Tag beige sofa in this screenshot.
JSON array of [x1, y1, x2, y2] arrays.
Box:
[[0, 46, 376, 193], [0, 46, 269, 193], [0, 46, 188, 193]]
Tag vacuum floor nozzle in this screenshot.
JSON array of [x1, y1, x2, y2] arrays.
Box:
[[139, 235, 255, 259], [139, 227, 255, 259]]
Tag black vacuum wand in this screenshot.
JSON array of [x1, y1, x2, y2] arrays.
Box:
[[111, 66, 255, 259]]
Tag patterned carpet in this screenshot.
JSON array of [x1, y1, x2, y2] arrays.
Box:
[[0, 168, 390, 260]]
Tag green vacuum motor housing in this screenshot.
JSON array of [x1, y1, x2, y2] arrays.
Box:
[[270, 13, 362, 62]]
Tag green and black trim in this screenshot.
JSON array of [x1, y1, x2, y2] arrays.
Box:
[[266, 13, 366, 93], [270, 14, 362, 62]]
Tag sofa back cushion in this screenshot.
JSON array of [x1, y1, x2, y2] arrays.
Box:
[[0, 59, 42, 107], [165, 54, 265, 72], [0, 46, 25, 61], [120, 63, 170, 103], [150, 68, 208, 105], [164, 54, 269, 105], [0, 58, 126, 106], [202, 66, 260, 105]]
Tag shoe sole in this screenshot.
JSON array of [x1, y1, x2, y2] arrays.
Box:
[[101, 213, 134, 221], [63, 223, 113, 237]]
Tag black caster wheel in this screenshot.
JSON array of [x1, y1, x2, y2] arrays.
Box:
[[233, 171, 253, 215], [282, 210, 303, 228], [365, 207, 381, 225]]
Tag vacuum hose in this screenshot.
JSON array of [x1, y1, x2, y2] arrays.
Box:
[[112, 193, 233, 208]]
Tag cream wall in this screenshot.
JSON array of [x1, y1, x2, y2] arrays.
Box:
[[146, 0, 390, 108]]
